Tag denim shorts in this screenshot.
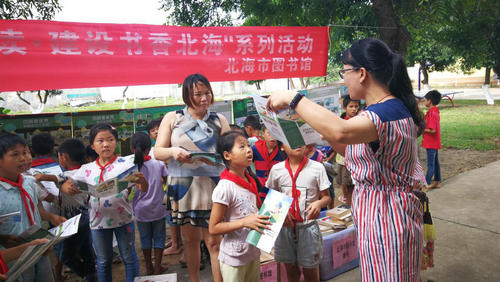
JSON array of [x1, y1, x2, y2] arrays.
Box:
[[274, 221, 323, 268], [136, 218, 166, 249]]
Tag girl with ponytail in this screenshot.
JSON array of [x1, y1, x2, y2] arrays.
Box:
[[130, 132, 169, 275], [267, 38, 426, 281]]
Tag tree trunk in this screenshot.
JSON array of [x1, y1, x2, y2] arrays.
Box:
[[421, 64, 429, 85], [256, 81, 261, 90], [485, 67, 491, 85], [289, 78, 296, 90], [373, 0, 410, 58], [16, 91, 31, 105], [299, 77, 306, 89]]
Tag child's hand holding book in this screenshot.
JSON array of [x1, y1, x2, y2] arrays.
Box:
[[241, 214, 271, 234]]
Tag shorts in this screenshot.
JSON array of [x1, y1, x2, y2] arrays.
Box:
[[274, 221, 323, 268], [136, 218, 166, 249], [336, 164, 353, 186], [220, 258, 260, 282]]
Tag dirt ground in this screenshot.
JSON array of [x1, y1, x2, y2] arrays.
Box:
[[57, 147, 500, 282]]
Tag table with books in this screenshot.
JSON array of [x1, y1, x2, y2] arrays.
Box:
[[317, 207, 360, 281]]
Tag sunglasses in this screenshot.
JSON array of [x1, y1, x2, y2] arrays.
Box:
[[338, 67, 360, 79]]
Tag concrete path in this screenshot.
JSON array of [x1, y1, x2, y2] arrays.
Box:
[[327, 160, 500, 282]]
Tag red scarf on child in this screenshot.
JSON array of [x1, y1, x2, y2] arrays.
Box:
[[255, 140, 279, 172], [31, 157, 56, 167], [285, 156, 308, 222], [143, 155, 151, 162], [220, 169, 262, 208], [0, 175, 35, 225], [96, 155, 118, 183], [0, 251, 7, 275]]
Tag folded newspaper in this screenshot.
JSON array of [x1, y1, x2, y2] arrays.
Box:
[[72, 165, 139, 198], [245, 189, 293, 253], [252, 95, 326, 149], [0, 211, 21, 224], [7, 214, 81, 282]]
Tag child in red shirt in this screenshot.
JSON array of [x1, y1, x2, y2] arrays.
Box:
[[422, 90, 442, 190]]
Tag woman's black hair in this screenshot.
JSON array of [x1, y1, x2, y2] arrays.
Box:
[[131, 132, 152, 170], [342, 38, 425, 135], [89, 123, 118, 145], [217, 131, 246, 169], [0, 133, 26, 159], [182, 73, 214, 108]]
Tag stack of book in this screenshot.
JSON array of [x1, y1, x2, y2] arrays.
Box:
[[317, 206, 354, 234]]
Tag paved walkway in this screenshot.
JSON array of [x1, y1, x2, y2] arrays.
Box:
[[327, 160, 500, 281]]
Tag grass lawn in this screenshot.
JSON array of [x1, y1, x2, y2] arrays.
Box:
[[428, 99, 500, 151]]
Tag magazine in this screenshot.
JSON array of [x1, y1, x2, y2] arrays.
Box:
[[245, 189, 293, 253], [187, 151, 223, 166], [72, 165, 139, 198], [252, 95, 326, 149], [6, 214, 81, 282]]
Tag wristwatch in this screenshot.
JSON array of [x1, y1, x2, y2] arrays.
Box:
[[290, 92, 305, 110]]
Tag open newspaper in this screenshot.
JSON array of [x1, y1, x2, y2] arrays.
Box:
[[134, 273, 177, 282], [252, 95, 326, 149], [72, 165, 139, 198], [245, 189, 293, 253], [7, 214, 81, 282]]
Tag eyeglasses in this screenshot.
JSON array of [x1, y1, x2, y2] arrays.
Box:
[[338, 67, 360, 79]]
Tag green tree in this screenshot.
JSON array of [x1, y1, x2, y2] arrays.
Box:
[[160, 0, 234, 26], [0, 0, 61, 20], [16, 89, 63, 113]]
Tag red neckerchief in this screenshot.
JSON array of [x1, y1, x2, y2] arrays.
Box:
[[220, 169, 262, 208], [344, 116, 350, 120], [143, 155, 151, 162], [285, 156, 308, 222], [0, 175, 35, 225], [255, 140, 279, 172], [0, 250, 7, 275], [32, 157, 56, 167], [96, 155, 118, 183]]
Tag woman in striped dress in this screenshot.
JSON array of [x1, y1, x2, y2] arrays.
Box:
[[267, 38, 426, 281]]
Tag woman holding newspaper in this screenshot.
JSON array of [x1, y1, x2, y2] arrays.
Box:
[[267, 38, 426, 281], [154, 73, 230, 282]]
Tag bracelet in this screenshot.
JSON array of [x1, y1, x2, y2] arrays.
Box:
[[290, 92, 305, 110]]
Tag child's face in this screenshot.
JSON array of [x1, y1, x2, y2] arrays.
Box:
[[283, 144, 306, 159], [344, 101, 359, 118], [57, 152, 69, 170], [0, 144, 31, 177], [91, 130, 117, 160], [424, 98, 432, 108], [148, 126, 159, 141], [223, 136, 253, 169], [21, 145, 32, 172], [263, 129, 277, 148]]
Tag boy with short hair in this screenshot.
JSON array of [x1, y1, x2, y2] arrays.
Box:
[[243, 115, 262, 146], [266, 144, 331, 282], [146, 118, 162, 159], [0, 133, 65, 281], [422, 90, 442, 190], [252, 127, 286, 199], [335, 96, 360, 206]]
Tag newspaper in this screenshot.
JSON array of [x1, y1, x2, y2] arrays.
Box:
[[245, 189, 293, 253], [252, 95, 326, 149], [187, 151, 223, 166], [72, 165, 139, 198], [6, 214, 81, 282]]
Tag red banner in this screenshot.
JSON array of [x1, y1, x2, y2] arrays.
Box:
[[0, 20, 329, 91]]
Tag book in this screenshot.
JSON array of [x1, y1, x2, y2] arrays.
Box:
[[18, 214, 82, 242], [252, 95, 327, 149], [134, 273, 177, 282], [317, 216, 347, 229], [6, 214, 81, 282], [0, 211, 21, 224], [187, 151, 223, 166], [72, 165, 139, 198], [326, 207, 351, 220], [246, 189, 293, 253]]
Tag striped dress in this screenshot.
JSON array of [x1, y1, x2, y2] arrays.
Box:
[[345, 99, 424, 281]]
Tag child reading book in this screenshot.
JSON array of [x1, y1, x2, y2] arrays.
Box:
[[62, 123, 148, 282], [0, 133, 66, 281], [266, 144, 331, 282], [130, 132, 168, 275], [209, 131, 270, 282]]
